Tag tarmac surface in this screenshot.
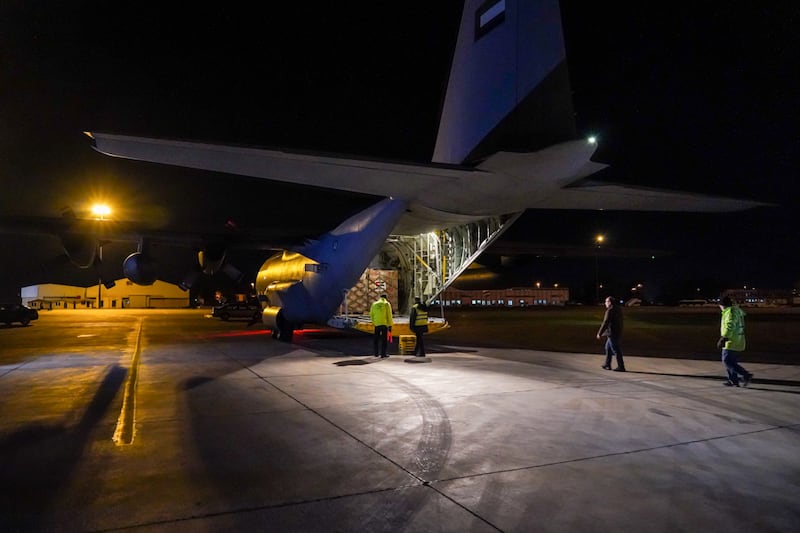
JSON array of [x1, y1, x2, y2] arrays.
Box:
[[1, 309, 798, 532]]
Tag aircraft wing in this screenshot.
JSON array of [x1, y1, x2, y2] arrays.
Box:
[[486, 240, 671, 259], [88, 133, 767, 236], [0, 211, 300, 290], [0, 213, 299, 251]]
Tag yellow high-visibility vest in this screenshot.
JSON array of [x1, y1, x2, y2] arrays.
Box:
[[413, 304, 428, 327]]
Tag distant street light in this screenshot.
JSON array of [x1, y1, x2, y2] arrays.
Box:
[[594, 234, 605, 304]]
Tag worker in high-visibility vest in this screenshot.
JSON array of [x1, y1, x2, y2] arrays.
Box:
[[718, 295, 753, 387], [409, 296, 429, 357], [370, 293, 393, 357]]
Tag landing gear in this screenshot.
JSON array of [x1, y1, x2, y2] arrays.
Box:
[[271, 326, 294, 342], [263, 307, 295, 342], [278, 327, 294, 342]]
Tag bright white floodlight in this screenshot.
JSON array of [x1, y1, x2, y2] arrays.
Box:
[[91, 204, 111, 219]]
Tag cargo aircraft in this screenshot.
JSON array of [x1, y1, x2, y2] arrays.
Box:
[[60, 1, 765, 340]]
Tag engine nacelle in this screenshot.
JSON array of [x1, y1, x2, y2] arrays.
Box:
[[122, 252, 157, 285], [261, 306, 281, 331], [261, 305, 295, 342]]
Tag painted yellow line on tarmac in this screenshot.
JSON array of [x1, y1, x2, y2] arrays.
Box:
[[113, 318, 143, 446]]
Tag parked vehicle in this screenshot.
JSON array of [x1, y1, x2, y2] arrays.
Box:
[[0, 303, 39, 325], [212, 303, 262, 321]]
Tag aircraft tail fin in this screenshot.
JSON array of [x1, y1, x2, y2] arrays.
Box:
[[433, 0, 576, 165]]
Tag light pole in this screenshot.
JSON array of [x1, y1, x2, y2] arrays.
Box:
[[98, 243, 102, 308], [92, 204, 111, 309], [594, 234, 605, 304]]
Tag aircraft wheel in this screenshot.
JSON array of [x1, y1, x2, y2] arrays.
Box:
[[278, 328, 294, 342]]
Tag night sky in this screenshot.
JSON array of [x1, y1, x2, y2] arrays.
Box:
[[1, 1, 798, 301]]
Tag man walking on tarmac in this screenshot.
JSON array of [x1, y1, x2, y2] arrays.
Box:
[[718, 295, 753, 387], [370, 293, 393, 358], [597, 295, 626, 372]]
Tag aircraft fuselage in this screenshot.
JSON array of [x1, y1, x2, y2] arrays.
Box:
[[255, 198, 407, 340]]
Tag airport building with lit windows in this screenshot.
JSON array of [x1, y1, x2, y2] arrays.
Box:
[[434, 286, 570, 307], [723, 288, 799, 307]]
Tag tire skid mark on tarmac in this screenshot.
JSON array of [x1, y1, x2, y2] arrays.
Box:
[[381, 373, 453, 481], [354, 371, 496, 532], [251, 363, 501, 531], [252, 368, 454, 483], [362, 371, 502, 531]]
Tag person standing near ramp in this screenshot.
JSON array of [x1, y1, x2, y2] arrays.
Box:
[[409, 296, 429, 357], [370, 293, 393, 358]]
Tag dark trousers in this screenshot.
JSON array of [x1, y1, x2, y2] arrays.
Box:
[[412, 327, 426, 356], [722, 349, 748, 385], [604, 337, 625, 369], [374, 325, 388, 356]]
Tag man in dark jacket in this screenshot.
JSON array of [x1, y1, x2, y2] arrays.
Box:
[[597, 296, 625, 372]]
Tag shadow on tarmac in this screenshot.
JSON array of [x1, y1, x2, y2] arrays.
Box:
[[334, 358, 376, 366], [628, 370, 800, 394], [0, 364, 128, 531]]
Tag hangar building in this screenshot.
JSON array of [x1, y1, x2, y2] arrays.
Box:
[[21, 279, 188, 310]]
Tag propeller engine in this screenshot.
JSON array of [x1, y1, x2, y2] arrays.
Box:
[[56, 208, 98, 269], [59, 233, 98, 269], [179, 243, 244, 290], [50, 209, 247, 290]]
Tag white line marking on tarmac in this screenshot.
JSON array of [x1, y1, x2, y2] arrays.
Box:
[[113, 318, 143, 446]]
